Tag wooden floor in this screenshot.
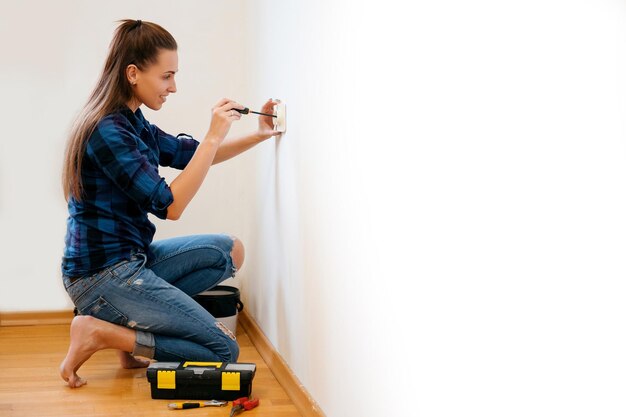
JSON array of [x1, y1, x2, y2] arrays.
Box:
[[0, 323, 301, 417]]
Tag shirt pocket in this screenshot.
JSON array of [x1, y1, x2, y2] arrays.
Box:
[[81, 295, 128, 327]]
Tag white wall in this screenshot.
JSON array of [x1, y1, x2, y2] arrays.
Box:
[[3, 1, 626, 416], [242, 1, 626, 416]]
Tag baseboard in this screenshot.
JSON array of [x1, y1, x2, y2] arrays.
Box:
[[0, 310, 74, 326], [238, 310, 325, 417]]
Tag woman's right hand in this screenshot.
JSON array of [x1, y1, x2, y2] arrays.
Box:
[[206, 98, 244, 143]]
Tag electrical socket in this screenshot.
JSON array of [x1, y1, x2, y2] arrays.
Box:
[[273, 101, 286, 133]]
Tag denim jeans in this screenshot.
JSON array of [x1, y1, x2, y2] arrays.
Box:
[[62, 234, 240, 362]]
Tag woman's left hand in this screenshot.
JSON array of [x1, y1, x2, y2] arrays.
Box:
[[257, 99, 282, 140]]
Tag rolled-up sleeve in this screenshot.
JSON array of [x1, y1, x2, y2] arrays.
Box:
[[151, 124, 199, 169], [86, 121, 174, 219]]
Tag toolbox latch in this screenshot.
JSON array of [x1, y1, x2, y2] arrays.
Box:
[[222, 372, 241, 391], [157, 370, 177, 389]]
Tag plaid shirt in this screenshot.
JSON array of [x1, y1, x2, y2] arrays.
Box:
[[62, 106, 199, 277]]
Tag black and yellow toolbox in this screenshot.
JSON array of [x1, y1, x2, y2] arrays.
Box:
[[146, 361, 256, 401]]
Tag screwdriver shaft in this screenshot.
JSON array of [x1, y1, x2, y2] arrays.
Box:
[[249, 110, 277, 118]]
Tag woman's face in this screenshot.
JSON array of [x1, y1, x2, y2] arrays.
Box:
[[131, 49, 178, 111]]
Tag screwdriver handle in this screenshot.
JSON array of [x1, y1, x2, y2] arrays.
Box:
[[234, 107, 250, 114], [168, 402, 200, 409]]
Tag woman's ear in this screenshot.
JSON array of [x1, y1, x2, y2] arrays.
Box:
[[126, 64, 138, 86]]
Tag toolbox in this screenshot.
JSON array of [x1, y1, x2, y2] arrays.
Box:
[[146, 361, 256, 401]]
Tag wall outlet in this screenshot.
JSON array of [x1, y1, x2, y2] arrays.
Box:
[[274, 102, 286, 133]]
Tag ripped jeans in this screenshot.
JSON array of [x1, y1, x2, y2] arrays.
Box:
[[62, 234, 240, 362]]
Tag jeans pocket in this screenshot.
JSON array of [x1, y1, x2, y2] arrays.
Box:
[[65, 269, 112, 306], [112, 254, 147, 283], [81, 296, 128, 327]]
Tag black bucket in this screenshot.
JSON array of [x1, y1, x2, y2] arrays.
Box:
[[193, 286, 244, 334]]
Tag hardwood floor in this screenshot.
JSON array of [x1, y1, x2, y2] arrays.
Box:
[[0, 323, 301, 417]]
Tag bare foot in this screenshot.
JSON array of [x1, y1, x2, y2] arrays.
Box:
[[60, 316, 101, 388], [118, 350, 150, 369], [59, 315, 136, 388]]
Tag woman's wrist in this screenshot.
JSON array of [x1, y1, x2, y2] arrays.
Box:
[[255, 131, 271, 142], [202, 133, 221, 146]]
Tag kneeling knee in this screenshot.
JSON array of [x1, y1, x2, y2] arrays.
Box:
[[215, 321, 240, 361], [226, 341, 240, 362], [230, 236, 245, 271]]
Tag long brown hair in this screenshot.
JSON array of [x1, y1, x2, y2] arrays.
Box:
[[62, 19, 177, 201]]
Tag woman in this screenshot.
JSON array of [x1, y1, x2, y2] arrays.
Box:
[[60, 19, 279, 388]]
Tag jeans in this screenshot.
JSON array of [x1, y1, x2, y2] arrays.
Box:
[[62, 234, 240, 362]]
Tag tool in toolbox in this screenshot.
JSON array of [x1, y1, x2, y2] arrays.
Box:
[[229, 397, 260, 417], [168, 400, 227, 410]]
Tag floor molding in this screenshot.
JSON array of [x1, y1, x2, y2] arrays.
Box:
[[238, 310, 325, 417], [0, 310, 74, 326]]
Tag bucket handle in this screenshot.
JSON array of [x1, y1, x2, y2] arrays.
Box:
[[236, 299, 244, 312]]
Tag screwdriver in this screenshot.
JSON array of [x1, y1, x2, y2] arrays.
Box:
[[233, 107, 277, 118], [168, 400, 227, 409]]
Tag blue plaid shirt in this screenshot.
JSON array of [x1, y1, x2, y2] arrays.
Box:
[[62, 106, 199, 277]]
